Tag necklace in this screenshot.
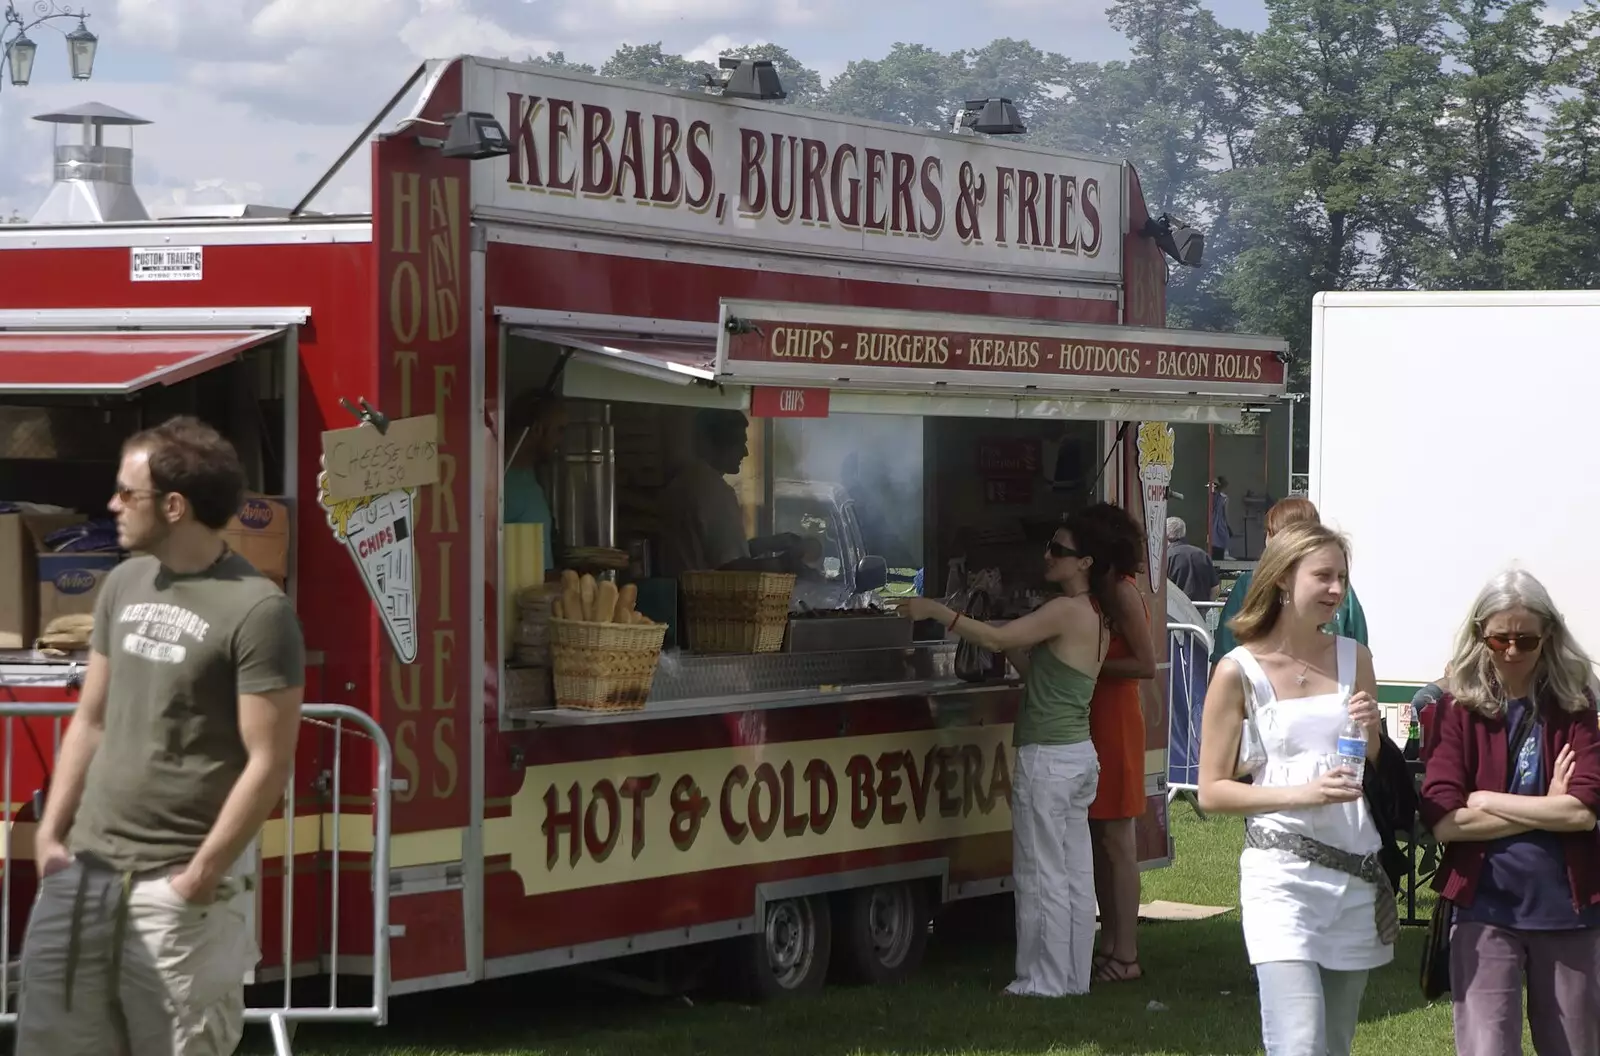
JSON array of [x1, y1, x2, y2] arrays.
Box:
[[1273, 637, 1314, 686]]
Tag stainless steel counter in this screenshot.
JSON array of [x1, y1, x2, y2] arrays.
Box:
[[524, 641, 1021, 727]]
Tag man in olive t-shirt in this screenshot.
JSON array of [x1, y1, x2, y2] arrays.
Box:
[[17, 417, 305, 1056]]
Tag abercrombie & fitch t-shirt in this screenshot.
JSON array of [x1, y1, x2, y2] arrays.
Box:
[[71, 549, 305, 873]]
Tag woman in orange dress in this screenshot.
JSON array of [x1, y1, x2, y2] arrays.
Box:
[[1073, 503, 1157, 983]]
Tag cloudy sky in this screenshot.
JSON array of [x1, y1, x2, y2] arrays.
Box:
[[0, 0, 1281, 220]]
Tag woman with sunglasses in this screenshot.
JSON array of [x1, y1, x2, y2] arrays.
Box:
[[1197, 522, 1390, 1056], [1419, 570, 1600, 1056], [901, 511, 1112, 997]]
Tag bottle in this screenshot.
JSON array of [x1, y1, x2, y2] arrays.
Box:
[[1336, 716, 1368, 784]]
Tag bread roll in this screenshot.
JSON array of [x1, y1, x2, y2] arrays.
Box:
[[579, 574, 597, 621], [615, 583, 638, 623], [596, 581, 619, 625]]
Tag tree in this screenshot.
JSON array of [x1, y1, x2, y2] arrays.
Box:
[[526, 51, 597, 75], [719, 43, 825, 108], [1500, 1, 1600, 286], [1029, 0, 1258, 329], [1415, 0, 1547, 288], [600, 43, 718, 92], [820, 43, 971, 128], [1221, 0, 1448, 375]]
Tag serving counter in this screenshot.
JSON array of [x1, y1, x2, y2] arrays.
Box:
[[522, 641, 1020, 727]]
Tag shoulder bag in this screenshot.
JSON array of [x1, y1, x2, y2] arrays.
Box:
[[1231, 651, 1268, 781]]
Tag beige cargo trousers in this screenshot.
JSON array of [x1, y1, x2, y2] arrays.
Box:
[[13, 858, 255, 1055]]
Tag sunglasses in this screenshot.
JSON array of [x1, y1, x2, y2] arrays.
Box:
[[1047, 541, 1082, 559], [1484, 633, 1543, 653], [113, 484, 163, 504]]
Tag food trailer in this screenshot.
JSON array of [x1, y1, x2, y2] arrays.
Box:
[[0, 55, 1287, 1014]]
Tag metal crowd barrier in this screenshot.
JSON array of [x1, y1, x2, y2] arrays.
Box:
[[1165, 621, 1214, 811], [0, 702, 395, 1056]]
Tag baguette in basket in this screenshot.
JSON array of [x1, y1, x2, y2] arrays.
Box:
[[551, 572, 656, 625], [549, 571, 665, 712]]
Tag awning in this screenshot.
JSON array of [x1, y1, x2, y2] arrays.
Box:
[[715, 299, 1290, 405], [0, 329, 284, 396], [510, 329, 718, 386]]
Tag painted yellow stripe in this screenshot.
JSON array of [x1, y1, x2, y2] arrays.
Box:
[[0, 818, 467, 872], [256, 815, 464, 868]]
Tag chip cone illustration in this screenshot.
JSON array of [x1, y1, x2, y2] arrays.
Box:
[[318, 468, 419, 663], [1136, 422, 1176, 594]]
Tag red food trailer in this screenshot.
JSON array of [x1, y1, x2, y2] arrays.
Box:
[[0, 55, 1286, 1026]]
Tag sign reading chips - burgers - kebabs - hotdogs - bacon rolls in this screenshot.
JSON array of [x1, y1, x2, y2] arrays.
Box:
[[717, 303, 1289, 393]]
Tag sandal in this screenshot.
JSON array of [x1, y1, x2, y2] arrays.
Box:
[[1093, 957, 1144, 983]]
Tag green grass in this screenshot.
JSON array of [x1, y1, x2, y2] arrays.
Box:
[[247, 811, 1477, 1056]]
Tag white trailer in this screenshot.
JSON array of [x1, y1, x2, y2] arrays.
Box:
[[1309, 290, 1600, 706]]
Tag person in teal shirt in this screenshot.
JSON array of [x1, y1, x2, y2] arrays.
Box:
[[1209, 497, 1368, 666], [503, 394, 563, 571]]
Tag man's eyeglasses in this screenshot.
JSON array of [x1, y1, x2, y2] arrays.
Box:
[[113, 484, 162, 504]]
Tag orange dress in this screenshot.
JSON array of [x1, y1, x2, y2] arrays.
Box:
[[1088, 581, 1149, 821]]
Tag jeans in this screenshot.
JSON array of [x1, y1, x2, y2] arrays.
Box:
[[1006, 741, 1099, 997], [1450, 922, 1600, 1056], [1255, 960, 1368, 1056]]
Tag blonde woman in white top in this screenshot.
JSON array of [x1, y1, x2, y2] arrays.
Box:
[[1198, 522, 1393, 1056]]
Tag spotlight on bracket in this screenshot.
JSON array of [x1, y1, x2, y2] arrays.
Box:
[[441, 111, 511, 160], [708, 57, 787, 100], [1141, 212, 1205, 268], [952, 98, 1027, 136]]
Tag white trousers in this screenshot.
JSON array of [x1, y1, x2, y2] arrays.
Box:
[[1007, 740, 1100, 997]]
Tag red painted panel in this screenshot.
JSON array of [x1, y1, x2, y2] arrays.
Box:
[[372, 59, 475, 836], [0, 237, 381, 734], [482, 831, 1011, 960], [390, 889, 467, 980]]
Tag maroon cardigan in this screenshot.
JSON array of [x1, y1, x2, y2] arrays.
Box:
[[1419, 691, 1600, 911]]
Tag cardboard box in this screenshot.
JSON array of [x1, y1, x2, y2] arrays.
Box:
[[36, 550, 121, 636], [223, 495, 291, 581], [0, 512, 87, 650]]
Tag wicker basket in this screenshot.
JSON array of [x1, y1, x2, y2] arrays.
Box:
[[549, 617, 667, 712], [680, 571, 796, 654]]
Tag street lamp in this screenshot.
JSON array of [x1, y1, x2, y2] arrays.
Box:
[[4, 3, 96, 91]]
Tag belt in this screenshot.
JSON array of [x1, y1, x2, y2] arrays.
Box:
[[1245, 821, 1399, 945], [62, 863, 137, 1021]]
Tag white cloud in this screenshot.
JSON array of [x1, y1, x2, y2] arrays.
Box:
[[0, 79, 366, 218], [1, 0, 1149, 221], [684, 34, 768, 64]]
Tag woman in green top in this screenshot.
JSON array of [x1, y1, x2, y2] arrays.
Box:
[[903, 513, 1113, 997], [1210, 497, 1367, 666]]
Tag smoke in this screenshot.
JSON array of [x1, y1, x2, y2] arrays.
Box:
[[770, 414, 924, 570]]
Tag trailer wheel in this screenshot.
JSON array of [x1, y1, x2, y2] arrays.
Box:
[[741, 894, 832, 999], [833, 882, 930, 985]]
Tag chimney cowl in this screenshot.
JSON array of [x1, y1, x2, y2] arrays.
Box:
[[29, 102, 152, 225]]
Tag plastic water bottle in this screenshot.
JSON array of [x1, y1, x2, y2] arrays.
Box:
[[1337, 717, 1368, 784]]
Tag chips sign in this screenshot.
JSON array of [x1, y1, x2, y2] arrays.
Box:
[[320, 414, 440, 502]]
